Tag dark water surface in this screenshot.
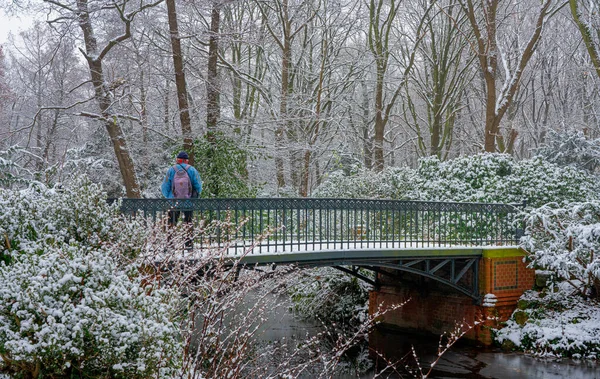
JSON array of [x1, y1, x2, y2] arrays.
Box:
[[371, 328, 599, 379], [258, 301, 599, 379]]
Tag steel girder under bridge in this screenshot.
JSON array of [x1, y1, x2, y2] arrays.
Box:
[[114, 198, 524, 303], [231, 248, 483, 302]]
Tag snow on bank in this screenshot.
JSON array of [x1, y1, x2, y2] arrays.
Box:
[[496, 282, 600, 360]]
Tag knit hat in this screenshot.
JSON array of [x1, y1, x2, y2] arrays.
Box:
[[176, 151, 189, 159]]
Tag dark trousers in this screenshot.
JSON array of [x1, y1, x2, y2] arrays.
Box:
[[167, 210, 194, 249], [168, 210, 193, 226]]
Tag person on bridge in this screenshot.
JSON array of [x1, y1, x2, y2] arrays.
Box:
[[161, 151, 203, 229]]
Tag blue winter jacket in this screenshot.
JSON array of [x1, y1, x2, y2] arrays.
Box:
[[161, 163, 203, 198]]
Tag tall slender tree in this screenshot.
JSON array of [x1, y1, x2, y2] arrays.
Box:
[[457, 0, 563, 153], [403, 0, 474, 159], [257, 0, 318, 189], [206, 1, 221, 137], [368, 0, 431, 171], [41, 0, 162, 197], [570, 0, 600, 79], [166, 0, 194, 163]]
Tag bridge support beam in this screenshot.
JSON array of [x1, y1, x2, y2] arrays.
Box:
[[368, 247, 534, 347]]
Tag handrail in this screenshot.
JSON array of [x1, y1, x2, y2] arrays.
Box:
[[110, 198, 524, 253]]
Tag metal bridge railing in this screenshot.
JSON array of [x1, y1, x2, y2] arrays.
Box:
[[112, 198, 524, 254]]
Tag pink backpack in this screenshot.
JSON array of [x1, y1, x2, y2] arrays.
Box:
[[172, 165, 192, 198]]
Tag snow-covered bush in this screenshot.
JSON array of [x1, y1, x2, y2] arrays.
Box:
[[536, 129, 600, 174], [0, 176, 181, 377], [414, 153, 515, 202], [314, 167, 417, 199], [496, 285, 600, 359], [0, 176, 148, 262], [315, 154, 597, 207], [415, 154, 596, 206], [0, 246, 182, 378], [507, 157, 596, 207], [0, 146, 47, 189], [522, 201, 600, 299]]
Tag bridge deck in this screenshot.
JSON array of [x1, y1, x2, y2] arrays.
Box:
[[158, 241, 517, 266]]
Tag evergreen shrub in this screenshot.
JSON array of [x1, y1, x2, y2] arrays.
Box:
[[0, 178, 181, 378], [192, 132, 260, 198]]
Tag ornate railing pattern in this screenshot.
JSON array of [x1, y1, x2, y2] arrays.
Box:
[[113, 198, 525, 254]]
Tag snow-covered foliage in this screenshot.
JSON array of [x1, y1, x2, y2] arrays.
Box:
[[498, 200, 600, 358], [314, 167, 417, 199], [496, 284, 600, 360], [315, 154, 597, 207], [0, 146, 43, 189], [0, 177, 148, 263], [522, 201, 600, 298], [0, 177, 181, 377], [536, 129, 600, 174], [414, 154, 596, 206], [0, 247, 182, 378]]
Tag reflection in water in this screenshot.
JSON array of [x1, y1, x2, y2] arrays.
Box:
[[208, 290, 598, 379], [257, 302, 599, 379], [370, 327, 599, 379]]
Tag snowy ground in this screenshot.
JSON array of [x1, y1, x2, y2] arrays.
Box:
[[496, 281, 600, 360]]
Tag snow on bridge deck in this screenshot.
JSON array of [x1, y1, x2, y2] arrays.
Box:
[[158, 240, 520, 267]]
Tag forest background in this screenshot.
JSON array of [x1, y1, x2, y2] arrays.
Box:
[[2, 0, 600, 376], [1, 0, 600, 197]]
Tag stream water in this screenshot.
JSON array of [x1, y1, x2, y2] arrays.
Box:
[[257, 300, 599, 379]]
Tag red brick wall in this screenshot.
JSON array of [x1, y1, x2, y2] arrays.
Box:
[[369, 248, 535, 346]]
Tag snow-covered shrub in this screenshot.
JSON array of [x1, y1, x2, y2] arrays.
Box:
[[0, 246, 182, 378], [536, 129, 600, 174], [0, 176, 181, 377], [62, 138, 124, 198], [0, 176, 148, 262], [507, 157, 597, 207], [314, 167, 417, 199], [496, 285, 600, 359], [415, 154, 596, 206], [0, 146, 47, 189], [415, 153, 515, 202], [315, 154, 597, 207], [523, 201, 600, 299]]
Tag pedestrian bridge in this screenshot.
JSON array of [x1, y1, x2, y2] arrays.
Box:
[[115, 198, 526, 303]]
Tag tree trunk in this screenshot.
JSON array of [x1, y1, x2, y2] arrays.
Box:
[[76, 0, 141, 198], [166, 0, 194, 163], [275, 1, 291, 189], [461, 0, 553, 152], [570, 0, 600, 80], [207, 2, 221, 135], [361, 80, 372, 169], [373, 67, 385, 171]]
